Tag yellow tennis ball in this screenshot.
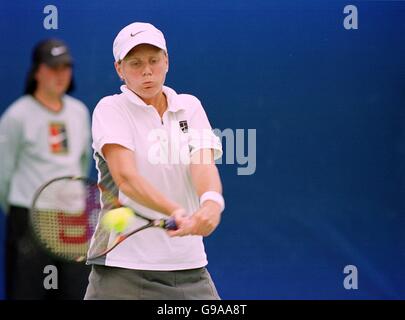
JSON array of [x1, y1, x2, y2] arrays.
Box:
[[102, 207, 134, 233]]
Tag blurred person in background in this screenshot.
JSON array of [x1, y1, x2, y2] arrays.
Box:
[[0, 39, 91, 300]]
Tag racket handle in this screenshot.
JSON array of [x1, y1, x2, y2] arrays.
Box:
[[165, 218, 178, 230]]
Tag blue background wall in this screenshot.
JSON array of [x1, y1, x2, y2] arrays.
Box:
[[1, 0, 404, 299]]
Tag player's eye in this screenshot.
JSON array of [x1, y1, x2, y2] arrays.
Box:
[[129, 60, 141, 67]]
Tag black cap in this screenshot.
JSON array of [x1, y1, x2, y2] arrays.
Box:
[[32, 39, 73, 67]]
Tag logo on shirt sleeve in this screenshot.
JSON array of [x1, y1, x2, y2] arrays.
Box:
[[49, 122, 69, 154], [179, 120, 188, 133]]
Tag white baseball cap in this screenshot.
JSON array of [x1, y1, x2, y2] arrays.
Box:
[[113, 22, 167, 62]]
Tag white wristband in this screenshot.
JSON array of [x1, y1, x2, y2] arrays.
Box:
[[200, 191, 225, 212]]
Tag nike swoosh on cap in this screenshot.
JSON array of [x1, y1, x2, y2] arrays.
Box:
[[130, 30, 145, 37], [51, 46, 67, 56]]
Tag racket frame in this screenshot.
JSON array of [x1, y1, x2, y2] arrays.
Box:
[[30, 175, 176, 263]]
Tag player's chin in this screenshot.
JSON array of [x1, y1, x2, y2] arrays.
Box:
[[140, 87, 160, 98], [54, 85, 69, 96]]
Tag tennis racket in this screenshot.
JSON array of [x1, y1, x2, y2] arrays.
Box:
[[30, 176, 177, 263]]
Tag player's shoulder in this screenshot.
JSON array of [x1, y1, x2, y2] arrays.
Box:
[[165, 86, 203, 113], [178, 93, 202, 107], [93, 93, 123, 112], [97, 94, 121, 106]]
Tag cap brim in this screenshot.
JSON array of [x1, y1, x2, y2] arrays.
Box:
[[119, 33, 166, 61], [45, 54, 73, 67]]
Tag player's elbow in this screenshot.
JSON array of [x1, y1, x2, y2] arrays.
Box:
[[115, 170, 151, 202]]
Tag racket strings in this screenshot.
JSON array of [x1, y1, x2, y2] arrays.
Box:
[[31, 178, 101, 260]]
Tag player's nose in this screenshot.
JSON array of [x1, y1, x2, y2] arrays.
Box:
[[143, 64, 152, 76]]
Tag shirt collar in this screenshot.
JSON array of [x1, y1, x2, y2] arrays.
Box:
[[120, 85, 185, 112]]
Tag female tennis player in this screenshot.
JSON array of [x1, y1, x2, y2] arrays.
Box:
[[84, 22, 225, 299]]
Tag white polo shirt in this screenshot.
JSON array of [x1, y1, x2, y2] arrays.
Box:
[[0, 95, 91, 211], [88, 85, 222, 270]]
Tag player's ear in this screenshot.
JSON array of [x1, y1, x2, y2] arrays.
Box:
[[114, 61, 124, 81], [163, 50, 169, 73]]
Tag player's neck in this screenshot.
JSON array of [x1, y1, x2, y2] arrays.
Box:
[[144, 92, 167, 118], [34, 89, 63, 112]]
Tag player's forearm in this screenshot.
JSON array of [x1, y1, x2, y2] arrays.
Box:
[[117, 172, 181, 216], [169, 153, 223, 237], [103, 144, 182, 216], [190, 150, 222, 197]]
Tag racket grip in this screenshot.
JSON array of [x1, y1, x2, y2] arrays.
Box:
[[165, 218, 178, 230]]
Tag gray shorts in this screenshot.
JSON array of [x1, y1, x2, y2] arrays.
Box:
[[84, 264, 221, 300]]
